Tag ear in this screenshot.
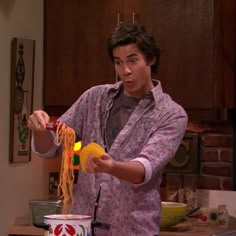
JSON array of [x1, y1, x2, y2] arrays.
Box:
[[148, 56, 156, 66]]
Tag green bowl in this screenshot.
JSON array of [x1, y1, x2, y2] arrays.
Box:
[[160, 202, 187, 229]]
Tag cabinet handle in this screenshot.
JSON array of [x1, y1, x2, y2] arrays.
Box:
[[132, 12, 136, 24], [115, 13, 121, 82], [117, 13, 121, 26]]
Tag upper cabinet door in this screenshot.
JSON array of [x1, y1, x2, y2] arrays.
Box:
[[44, 0, 122, 108], [122, 0, 236, 109]]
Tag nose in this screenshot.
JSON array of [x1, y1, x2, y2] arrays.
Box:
[[122, 63, 131, 76]]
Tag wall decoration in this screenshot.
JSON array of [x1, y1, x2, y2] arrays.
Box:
[[9, 38, 35, 163]]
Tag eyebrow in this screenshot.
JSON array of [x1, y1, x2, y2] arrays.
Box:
[[113, 53, 138, 60]]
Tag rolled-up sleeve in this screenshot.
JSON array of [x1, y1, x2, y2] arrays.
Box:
[[131, 108, 187, 187], [131, 157, 152, 186]]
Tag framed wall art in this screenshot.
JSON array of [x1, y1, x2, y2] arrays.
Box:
[[9, 38, 35, 163]]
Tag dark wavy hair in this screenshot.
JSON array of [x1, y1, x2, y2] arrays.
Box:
[[107, 23, 160, 77]]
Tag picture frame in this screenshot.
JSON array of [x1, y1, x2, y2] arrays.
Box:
[[9, 38, 35, 163]]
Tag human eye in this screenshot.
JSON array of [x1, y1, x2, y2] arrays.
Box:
[[114, 60, 122, 66], [127, 58, 138, 64]]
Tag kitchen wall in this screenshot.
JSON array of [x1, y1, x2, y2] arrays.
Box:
[[197, 189, 236, 217], [0, 0, 59, 235], [161, 120, 233, 203], [189, 121, 233, 190], [196, 122, 233, 190]]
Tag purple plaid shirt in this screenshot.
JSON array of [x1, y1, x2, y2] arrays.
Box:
[[34, 81, 187, 235]]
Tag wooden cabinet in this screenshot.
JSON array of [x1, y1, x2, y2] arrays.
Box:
[[122, 0, 236, 110], [44, 0, 123, 114], [44, 0, 236, 117]]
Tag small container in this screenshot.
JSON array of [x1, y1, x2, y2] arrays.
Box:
[[198, 208, 218, 225], [217, 204, 230, 228], [29, 199, 62, 225]]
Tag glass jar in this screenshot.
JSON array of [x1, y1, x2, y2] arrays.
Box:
[[218, 204, 230, 228]]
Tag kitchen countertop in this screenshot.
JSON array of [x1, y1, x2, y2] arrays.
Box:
[[161, 224, 236, 236], [8, 225, 44, 235], [8, 223, 236, 236]]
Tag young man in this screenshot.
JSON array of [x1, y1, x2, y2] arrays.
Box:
[[28, 23, 188, 235]]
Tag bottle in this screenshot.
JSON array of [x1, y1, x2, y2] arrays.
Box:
[[217, 204, 230, 228], [166, 174, 181, 202]]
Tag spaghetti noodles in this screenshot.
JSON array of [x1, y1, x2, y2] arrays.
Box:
[[54, 122, 76, 213]]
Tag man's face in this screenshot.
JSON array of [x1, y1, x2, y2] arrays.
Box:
[[113, 44, 155, 98]]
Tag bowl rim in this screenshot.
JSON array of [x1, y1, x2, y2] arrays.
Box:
[[161, 201, 187, 207]]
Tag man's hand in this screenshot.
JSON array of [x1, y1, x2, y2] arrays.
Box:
[[85, 153, 114, 173], [27, 110, 54, 153], [85, 153, 145, 184], [27, 110, 50, 132]]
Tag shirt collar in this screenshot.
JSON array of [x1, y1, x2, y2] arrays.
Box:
[[149, 80, 164, 105], [108, 80, 164, 106]]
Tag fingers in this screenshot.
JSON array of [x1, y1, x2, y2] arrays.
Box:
[[27, 110, 50, 131], [85, 153, 112, 173], [41, 111, 50, 123], [85, 154, 100, 173], [100, 153, 110, 160]]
